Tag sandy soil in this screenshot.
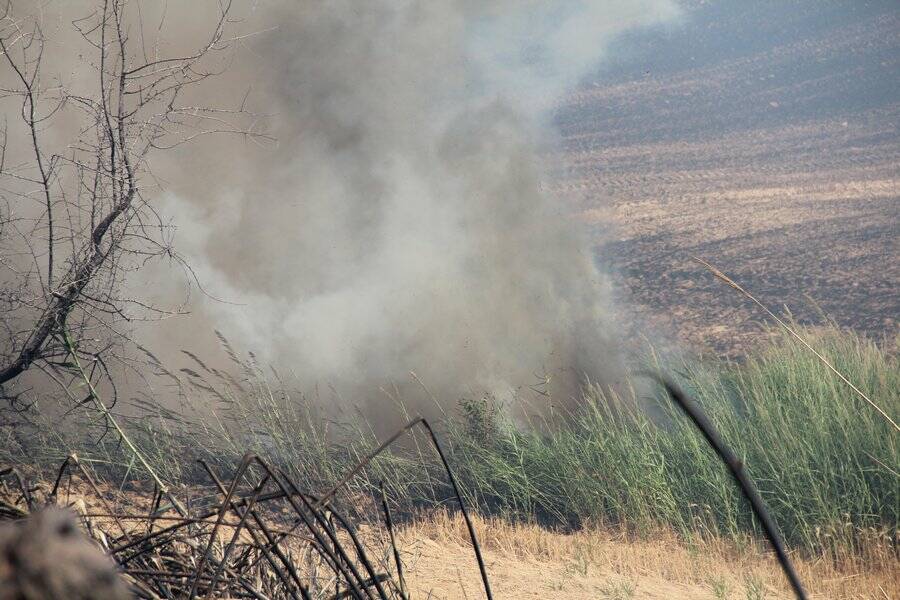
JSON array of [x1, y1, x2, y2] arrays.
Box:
[[398, 512, 897, 600]]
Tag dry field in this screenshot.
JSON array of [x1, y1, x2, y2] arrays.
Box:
[[398, 512, 897, 600], [5, 483, 894, 600], [548, 3, 899, 358], [2, 4, 896, 598]]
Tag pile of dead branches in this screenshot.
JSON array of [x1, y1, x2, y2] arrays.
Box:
[[0, 419, 492, 600]]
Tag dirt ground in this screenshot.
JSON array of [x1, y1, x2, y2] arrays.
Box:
[[398, 512, 897, 600], [556, 113, 899, 359], [547, 5, 899, 359]]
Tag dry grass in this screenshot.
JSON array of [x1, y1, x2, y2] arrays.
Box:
[[6, 477, 895, 599], [398, 511, 898, 600], [3, 327, 896, 598]]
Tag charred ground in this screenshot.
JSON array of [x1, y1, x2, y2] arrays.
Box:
[[551, 0, 899, 357]]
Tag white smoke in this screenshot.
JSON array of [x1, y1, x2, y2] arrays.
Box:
[[137, 0, 681, 409]]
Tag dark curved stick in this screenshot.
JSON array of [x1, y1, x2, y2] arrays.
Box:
[[187, 453, 254, 600], [198, 459, 305, 599], [378, 482, 408, 600], [644, 372, 808, 600], [49, 455, 75, 498], [314, 417, 494, 600]]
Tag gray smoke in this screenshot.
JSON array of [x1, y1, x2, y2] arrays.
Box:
[[130, 0, 681, 410]]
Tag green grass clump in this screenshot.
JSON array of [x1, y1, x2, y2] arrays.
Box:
[[2, 326, 896, 562], [444, 327, 898, 560]]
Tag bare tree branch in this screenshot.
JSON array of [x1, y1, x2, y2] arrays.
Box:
[[0, 1, 266, 399]]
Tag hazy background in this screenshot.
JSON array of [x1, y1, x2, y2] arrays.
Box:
[[139, 0, 899, 407], [127, 0, 682, 411], [6, 0, 894, 415], [548, 0, 898, 358]]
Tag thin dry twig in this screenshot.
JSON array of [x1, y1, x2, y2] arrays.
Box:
[[693, 256, 898, 433]]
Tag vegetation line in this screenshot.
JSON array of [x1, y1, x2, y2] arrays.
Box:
[[693, 256, 899, 433]]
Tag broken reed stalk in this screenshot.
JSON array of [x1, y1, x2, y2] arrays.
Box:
[[187, 453, 254, 600], [379, 482, 408, 600], [692, 256, 899, 433], [34, 414, 491, 598], [645, 373, 809, 600], [295, 417, 494, 600], [198, 459, 308, 597], [7, 448, 424, 597]]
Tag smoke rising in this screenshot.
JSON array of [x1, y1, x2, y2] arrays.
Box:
[[135, 0, 680, 409]]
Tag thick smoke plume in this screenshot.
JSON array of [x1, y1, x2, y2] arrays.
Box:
[[132, 0, 681, 410]]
